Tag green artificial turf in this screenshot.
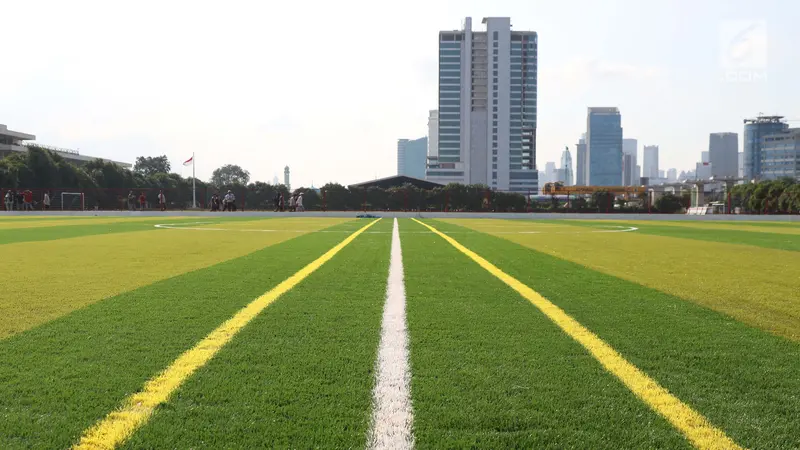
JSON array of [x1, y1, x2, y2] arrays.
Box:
[[427, 219, 800, 449], [121, 218, 392, 449], [552, 220, 800, 252], [0, 221, 359, 450], [399, 219, 689, 449], [0, 216, 267, 245]]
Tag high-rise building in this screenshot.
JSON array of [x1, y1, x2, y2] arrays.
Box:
[[744, 116, 789, 180], [738, 152, 744, 178], [426, 17, 538, 192], [635, 165, 641, 183], [667, 168, 678, 182], [427, 110, 439, 158], [586, 107, 623, 186], [658, 169, 666, 179], [560, 147, 574, 185], [708, 132, 739, 179], [643, 145, 659, 179], [622, 138, 637, 186], [701, 151, 710, 164], [760, 128, 800, 180], [696, 161, 712, 180], [622, 153, 634, 186], [575, 134, 587, 185], [397, 137, 428, 179], [284, 166, 291, 192], [545, 161, 557, 184]]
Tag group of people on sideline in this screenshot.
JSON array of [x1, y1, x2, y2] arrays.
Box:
[[273, 192, 304, 212], [3, 189, 50, 211], [209, 191, 237, 212], [126, 190, 167, 211]]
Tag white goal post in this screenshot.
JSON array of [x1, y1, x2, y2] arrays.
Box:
[[61, 192, 85, 211]]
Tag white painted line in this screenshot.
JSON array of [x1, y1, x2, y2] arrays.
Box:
[[367, 218, 415, 450], [153, 223, 639, 235]]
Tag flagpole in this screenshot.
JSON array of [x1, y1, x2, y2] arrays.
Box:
[[192, 152, 196, 208]]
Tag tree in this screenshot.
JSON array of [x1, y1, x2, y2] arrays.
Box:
[[133, 155, 171, 176], [210, 164, 250, 186], [654, 193, 685, 213]]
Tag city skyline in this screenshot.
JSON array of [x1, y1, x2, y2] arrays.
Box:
[[2, 0, 799, 188]]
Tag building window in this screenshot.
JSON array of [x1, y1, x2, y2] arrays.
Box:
[[493, 70, 498, 76], [493, 77, 498, 83], [493, 56, 498, 62], [493, 31, 498, 39], [493, 49, 498, 55], [493, 99, 498, 105], [493, 42, 498, 48], [493, 91, 498, 98], [493, 114, 498, 119], [493, 120, 497, 126], [492, 127, 497, 133]]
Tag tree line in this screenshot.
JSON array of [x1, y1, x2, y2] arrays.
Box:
[[1, 146, 797, 213], [729, 178, 800, 214]]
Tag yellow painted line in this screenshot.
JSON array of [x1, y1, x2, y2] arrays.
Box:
[[411, 218, 742, 450], [73, 219, 381, 450]]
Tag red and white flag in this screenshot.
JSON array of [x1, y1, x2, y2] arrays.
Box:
[[183, 156, 194, 166]]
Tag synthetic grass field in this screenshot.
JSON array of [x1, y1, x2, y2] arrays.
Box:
[[0, 215, 798, 449]]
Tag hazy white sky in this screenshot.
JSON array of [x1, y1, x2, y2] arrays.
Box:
[[2, 0, 798, 187]]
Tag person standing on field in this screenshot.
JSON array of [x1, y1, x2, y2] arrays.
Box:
[[23, 189, 34, 211], [4, 190, 13, 211], [127, 191, 135, 211], [157, 190, 166, 211], [296, 193, 304, 212], [288, 194, 296, 212], [43, 192, 51, 210], [139, 192, 146, 211]]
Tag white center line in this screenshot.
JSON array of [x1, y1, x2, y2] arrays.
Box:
[[367, 218, 415, 450]]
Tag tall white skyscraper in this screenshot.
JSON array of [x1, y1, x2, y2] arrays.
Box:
[[544, 161, 557, 184], [622, 138, 637, 186], [560, 147, 574, 185], [643, 145, 659, 179], [708, 132, 739, 178], [284, 166, 291, 192], [426, 17, 538, 192]]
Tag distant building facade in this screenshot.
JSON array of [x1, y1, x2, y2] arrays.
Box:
[[397, 137, 428, 179], [575, 134, 587, 185], [586, 107, 623, 186], [744, 116, 789, 180], [708, 132, 739, 178], [0, 124, 131, 169], [560, 147, 574, 185], [643, 145, 659, 179], [622, 138, 637, 186], [760, 128, 800, 180]]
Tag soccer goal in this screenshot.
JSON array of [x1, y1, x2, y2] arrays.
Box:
[[61, 192, 85, 211]]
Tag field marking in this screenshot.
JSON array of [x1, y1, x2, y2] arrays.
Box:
[[154, 223, 637, 235], [411, 218, 742, 450], [367, 218, 415, 450], [72, 219, 381, 450]]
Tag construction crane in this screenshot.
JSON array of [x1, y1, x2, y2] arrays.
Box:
[[543, 182, 646, 196]]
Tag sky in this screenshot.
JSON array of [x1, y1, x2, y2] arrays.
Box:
[[1, 0, 798, 187]]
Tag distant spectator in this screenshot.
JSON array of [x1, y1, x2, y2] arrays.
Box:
[[279, 193, 285, 212], [4, 190, 12, 211], [23, 190, 34, 211], [43, 192, 51, 210], [289, 194, 296, 212], [139, 192, 146, 211], [127, 191, 136, 211], [296, 193, 304, 212], [157, 190, 166, 211], [273, 192, 281, 212], [16, 191, 24, 210]]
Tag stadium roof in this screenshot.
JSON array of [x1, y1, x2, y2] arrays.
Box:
[[348, 175, 444, 190]]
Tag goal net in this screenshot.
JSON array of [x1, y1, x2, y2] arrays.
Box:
[[61, 192, 85, 211]]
